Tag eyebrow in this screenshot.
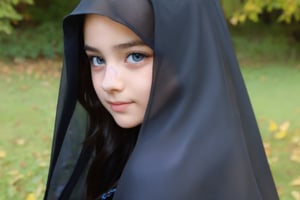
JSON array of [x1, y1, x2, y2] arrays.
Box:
[[115, 40, 147, 49], [84, 40, 147, 52]]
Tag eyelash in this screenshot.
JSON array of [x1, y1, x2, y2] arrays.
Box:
[[88, 52, 150, 68], [126, 52, 150, 63], [88, 56, 104, 67]]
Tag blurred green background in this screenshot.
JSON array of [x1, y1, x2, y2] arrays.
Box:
[[0, 0, 300, 199]]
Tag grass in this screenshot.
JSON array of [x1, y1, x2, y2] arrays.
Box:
[[241, 65, 300, 200], [0, 60, 60, 200], [0, 22, 300, 199], [230, 22, 300, 199], [242, 65, 300, 127]]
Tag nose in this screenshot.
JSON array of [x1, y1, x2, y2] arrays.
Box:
[[101, 65, 124, 92]]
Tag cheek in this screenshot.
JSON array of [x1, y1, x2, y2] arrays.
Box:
[[136, 65, 153, 101], [91, 72, 104, 98], [144, 64, 153, 91], [144, 73, 152, 97]]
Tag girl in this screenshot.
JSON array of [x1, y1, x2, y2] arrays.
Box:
[[44, 0, 279, 199]]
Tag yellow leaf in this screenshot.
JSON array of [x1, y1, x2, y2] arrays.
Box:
[[238, 14, 247, 23], [15, 138, 26, 146], [249, 13, 259, 22], [244, 2, 261, 12], [0, 150, 6, 158], [263, 143, 271, 157], [10, 174, 24, 185], [230, 16, 239, 26], [274, 130, 288, 140], [38, 161, 48, 168], [290, 149, 300, 163], [291, 176, 300, 186], [279, 121, 290, 132], [291, 190, 300, 200], [291, 136, 300, 144], [8, 170, 19, 176], [26, 193, 37, 200], [268, 120, 278, 132], [268, 156, 279, 164]]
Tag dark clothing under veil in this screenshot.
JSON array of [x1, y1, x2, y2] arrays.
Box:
[[44, 0, 279, 199]]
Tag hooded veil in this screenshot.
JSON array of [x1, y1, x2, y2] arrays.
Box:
[[44, 0, 279, 199]]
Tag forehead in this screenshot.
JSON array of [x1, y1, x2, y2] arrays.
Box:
[[83, 14, 141, 45]]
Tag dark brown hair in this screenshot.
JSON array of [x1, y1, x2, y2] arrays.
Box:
[[78, 47, 139, 199]]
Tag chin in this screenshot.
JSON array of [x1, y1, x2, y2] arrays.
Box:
[[114, 119, 142, 129]]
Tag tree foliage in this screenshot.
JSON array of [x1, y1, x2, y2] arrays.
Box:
[[226, 0, 300, 25], [0, 0, 34, 34]]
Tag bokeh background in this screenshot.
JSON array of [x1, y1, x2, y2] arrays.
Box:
[[0, 0, 300, 199]]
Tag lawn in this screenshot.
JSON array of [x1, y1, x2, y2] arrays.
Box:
[[0, 60, 60, 200], [241, 64, 300, 200], [0, 23, 300, 199]]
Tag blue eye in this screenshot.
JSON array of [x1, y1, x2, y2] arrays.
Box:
[[90, 56, 105, 67], [127, 53, 145, 63]]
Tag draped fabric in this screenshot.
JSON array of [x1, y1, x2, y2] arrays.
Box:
[[44, 0, 279, 199]]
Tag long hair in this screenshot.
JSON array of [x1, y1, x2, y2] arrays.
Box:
[[77, 43, 139, 199]]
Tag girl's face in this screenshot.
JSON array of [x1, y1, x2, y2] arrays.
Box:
[[84, 14, 153, 128]]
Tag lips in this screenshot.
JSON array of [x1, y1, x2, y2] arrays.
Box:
[[108, 101, 132, 112]]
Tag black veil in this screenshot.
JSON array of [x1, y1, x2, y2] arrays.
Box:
[[44, 0, 279, 199]]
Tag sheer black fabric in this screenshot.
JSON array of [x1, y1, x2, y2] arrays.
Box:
[[44, 0, 279, 199]]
